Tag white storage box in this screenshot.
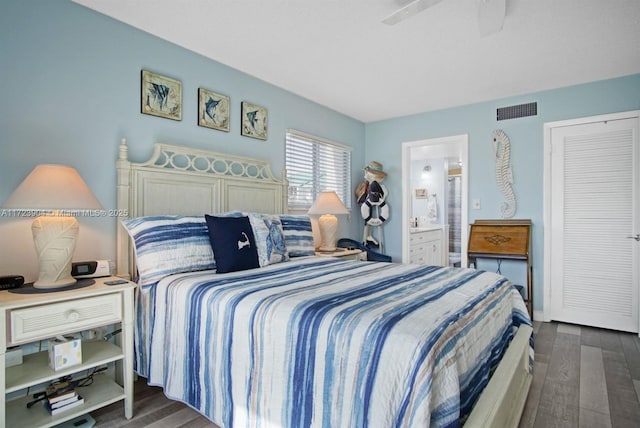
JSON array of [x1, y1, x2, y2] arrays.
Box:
[[48, 336, 82, 371]]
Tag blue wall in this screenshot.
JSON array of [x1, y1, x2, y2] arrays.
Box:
[[0, 0, 365, 280], [365, 73, 640, 312]]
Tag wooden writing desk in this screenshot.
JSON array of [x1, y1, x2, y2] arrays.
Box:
[[467, 219, 532, 317]]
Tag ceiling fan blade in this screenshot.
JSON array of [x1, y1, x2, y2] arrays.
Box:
[[382, 0, 444, 26], [478, 0, 506, 36]]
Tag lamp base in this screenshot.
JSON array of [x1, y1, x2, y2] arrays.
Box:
[[317, 214, 338, 252], [34, 277, 77, 289], [32, 215, 79, 289]]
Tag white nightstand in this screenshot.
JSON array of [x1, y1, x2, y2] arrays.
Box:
[[315, 248, 365, 261], [0, 276, 135, 428]]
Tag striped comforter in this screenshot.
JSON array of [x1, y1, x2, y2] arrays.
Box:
[[135, 257, 531, 428]]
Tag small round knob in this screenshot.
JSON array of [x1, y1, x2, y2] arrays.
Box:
[[66, 310, 80, 322]]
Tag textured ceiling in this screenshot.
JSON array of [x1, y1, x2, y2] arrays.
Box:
[[74, 0, 640, 122]]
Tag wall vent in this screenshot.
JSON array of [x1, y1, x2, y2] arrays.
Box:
[[496, 102, 537, 121]]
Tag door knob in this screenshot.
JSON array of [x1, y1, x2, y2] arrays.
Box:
[[626, 234, 640, 242]]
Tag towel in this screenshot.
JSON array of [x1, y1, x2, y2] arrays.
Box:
[[427, 195, 438, 223]]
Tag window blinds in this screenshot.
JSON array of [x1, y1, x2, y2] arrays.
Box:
[[285, 130, 352, 210]]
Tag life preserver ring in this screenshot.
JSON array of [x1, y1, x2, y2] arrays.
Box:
[[360, 183, 389, 226], [361, 200, 389, 226]]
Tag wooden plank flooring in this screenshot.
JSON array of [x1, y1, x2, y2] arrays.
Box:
[[520, 322, 640, 428], [91, 380, 218, 427], [91, 322, 640, 427]]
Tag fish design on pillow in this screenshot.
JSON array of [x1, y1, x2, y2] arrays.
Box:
[[265, 220, 287, 261]]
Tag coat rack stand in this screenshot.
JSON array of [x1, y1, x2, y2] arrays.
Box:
[[363, 224, 384, 253]]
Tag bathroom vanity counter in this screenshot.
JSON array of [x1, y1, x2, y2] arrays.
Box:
[[409, 225, 447, 266], [409, 225, 444, 233]]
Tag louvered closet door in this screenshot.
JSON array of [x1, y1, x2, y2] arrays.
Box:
[[550, 117, 639, 332]]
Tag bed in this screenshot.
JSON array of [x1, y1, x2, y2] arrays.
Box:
[[115, 139, 533, 427]]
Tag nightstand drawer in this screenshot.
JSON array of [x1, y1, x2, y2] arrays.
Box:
[[9, 293, 122, 345]]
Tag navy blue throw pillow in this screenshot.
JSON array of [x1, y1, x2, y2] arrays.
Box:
[[204, 215, 260, 273]]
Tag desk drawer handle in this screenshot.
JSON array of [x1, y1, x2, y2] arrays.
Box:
[[66, 310, 80, 322]]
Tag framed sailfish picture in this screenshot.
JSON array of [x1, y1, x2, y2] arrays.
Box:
[[198, 88, 230, 131], [241, 101, 268, 140], [141, 70, 182, 121]]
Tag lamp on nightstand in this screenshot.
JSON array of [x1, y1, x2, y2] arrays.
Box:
[[2, 164, 103, 289], [308, 191, 349, 252]]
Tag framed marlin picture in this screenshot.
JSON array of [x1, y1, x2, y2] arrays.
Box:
[[141, 70, 182, 121], [198, 88, 230, 131], [241, 101, 268, 140]]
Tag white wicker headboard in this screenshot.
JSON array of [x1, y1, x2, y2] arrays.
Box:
[[115, 138, 288, 278]]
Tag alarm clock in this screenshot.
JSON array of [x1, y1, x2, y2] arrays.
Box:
[[71, 260, 114, 279], [0, 275, 24, 290]]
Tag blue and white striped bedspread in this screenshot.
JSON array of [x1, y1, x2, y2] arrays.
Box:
[[136, 257, 531, 428]]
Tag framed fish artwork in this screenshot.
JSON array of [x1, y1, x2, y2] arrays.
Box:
[[141, 70, 182, 121], [198, 88, 230, 131], [241, 101, 268, 140]]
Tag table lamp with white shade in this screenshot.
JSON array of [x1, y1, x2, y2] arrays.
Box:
[[2, 164, 103, 289], [307, 191, 349, 251]]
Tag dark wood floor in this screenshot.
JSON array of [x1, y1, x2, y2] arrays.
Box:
[[92, 321, 640, 427]]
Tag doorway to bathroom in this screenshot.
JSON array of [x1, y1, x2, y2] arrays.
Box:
[[401, 135, 469, 266]]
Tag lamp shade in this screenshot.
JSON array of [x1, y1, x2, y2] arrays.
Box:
[[307, 191, 349, 215], [3, 164, 103, 211]]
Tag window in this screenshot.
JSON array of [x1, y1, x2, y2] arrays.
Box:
[[285, 129, 352, 211]]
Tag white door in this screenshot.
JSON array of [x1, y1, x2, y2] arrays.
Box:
[[547, 113, 639, 332]]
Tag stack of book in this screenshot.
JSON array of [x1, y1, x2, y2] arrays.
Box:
[[45, 389, 84, 415]]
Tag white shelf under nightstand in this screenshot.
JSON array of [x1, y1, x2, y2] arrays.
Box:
[[315, 248, 365, 261], [0, 276, 135, 428]]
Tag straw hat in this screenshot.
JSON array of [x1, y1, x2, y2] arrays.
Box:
[[355, 180, 368, 204], [364, 161, 387, 181]]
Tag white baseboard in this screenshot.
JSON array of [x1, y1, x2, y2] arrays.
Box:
[[532, 310, 544, 322]]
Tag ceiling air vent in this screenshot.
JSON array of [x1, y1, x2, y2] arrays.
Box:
[[496, 102, 537, 121]]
